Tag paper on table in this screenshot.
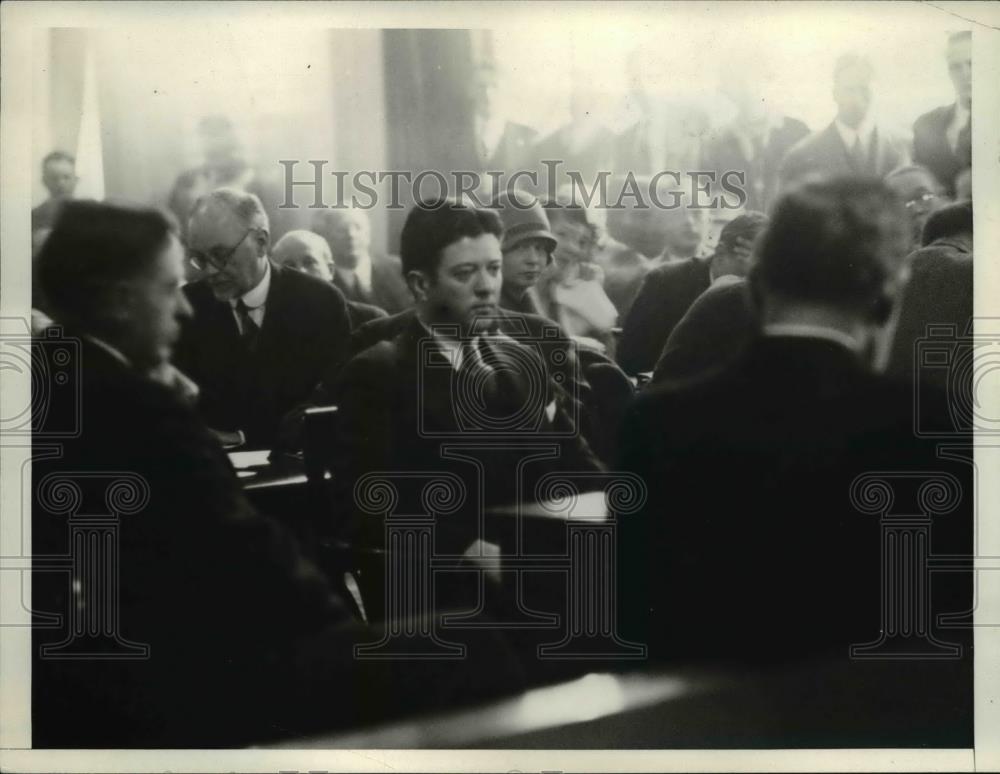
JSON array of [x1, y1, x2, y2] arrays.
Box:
[[228, 450, 272, 469]]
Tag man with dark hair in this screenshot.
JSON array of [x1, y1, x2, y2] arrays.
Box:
[[31, 200, 349, 746], [619, 179, 970, 674], [618, 211, 762, 376], [31, 150, 78, 232], [913, 31, 972, 197], [174, 188, 352, 448], [779, 54, 908, 188], [887, 199, 973, 386], [334, 199, 601, 549]]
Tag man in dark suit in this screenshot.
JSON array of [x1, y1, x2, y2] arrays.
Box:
[[174, 188, 352, 449], [886, 200, 973, 387], [272, 229, 388, 328], [312, 207, 412, 314], [780, 54, 908, 189], [334, 199, 602, 550], [913, 31, 972, 197], [617, 212, 765, 376], [31, 150, 78, 233], [619, 179, 971, 672], [31, 201, 350, 747]]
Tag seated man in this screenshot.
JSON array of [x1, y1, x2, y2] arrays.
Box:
[[618, 211, 758, 376], [31, 201, 348, 747], [174, 188, 352, 448], [619, 179, 971, 670], [651, 212, 769, 384], [886, 199, 973, 387], [272, 229, 388, 327], [334, 199, 602, 551], [311, 206, 412, 314]]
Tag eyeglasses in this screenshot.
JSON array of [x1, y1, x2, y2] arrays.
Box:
[[904, 192, 939, 210], [187, 228, 254, 272]]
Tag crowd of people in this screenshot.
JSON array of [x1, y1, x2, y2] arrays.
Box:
[[28, 33, 974, 748]]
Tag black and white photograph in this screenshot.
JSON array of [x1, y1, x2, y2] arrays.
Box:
[[1, 1, 999, 771]]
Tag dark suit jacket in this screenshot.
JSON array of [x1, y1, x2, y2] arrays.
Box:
[[702, 117, 810, 212], [332, 254, 412, 315], [31, 198, 64, 232], [886, 238, 973, 387], [617, 256, 712, 375], [32, 337, 346, 747], [618, 335, 972, 665], [651, 275, 757, 384], [913, 104, 971, 197], [334, 313, 603, 548], [174, 262, 352, 447], [779, 122, 907, 189]]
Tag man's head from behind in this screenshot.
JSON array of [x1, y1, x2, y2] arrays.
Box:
[[946, 31, 972, 107], [401, 199, 503, 333], [832, 53, 874, 128], [752, 177, 910, 330], [272, 230, 334, 282], [41, 151, 78, 200], [311, 208, 372, 271], [710, 211, 769, 280], [187, 188, 270, 302], [37, 201, 192, 371]]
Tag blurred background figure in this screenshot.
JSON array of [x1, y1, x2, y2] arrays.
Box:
[[168, 115, 287, 241], [470, 60, 538, 174], [913, 31, 972, 197], [780, 54, 908, 188], [702, 54, 809, 213], [884, 164, 948, 246], [311, 208, 412, 315], [272, 229, 389, 328], [537, 200, 618, 352], [32, 150, 78, 232]]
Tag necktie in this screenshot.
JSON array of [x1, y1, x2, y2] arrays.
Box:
[[956, 118, 971, 166], [457, 338, 502, 420], [850, 137, 866, 171], [235, 299, 260, 351]]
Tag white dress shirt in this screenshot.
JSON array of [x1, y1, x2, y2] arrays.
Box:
[[229, 261, 271, 334], [835, 115, 876, 158], [762, 322, 864, 355]]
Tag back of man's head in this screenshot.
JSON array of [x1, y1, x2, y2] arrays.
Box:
[[921, 200, 973, 247], [752, 177, 909, 321], [400, 198, 503, 277], [37, 200, 175, 332]]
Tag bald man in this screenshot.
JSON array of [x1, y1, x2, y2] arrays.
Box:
[[174, 188, 352, 448], [273, 229, 388, 328], [311, 208, 412, 314]]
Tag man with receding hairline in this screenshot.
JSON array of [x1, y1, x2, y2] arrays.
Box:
[[174, 187, 352, 448]]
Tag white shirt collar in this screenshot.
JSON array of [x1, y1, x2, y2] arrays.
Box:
[[762, 322, 864, 354], [84, 335, 131, 367], [835, 114, 875, 152], [230, 259, 271, 310]]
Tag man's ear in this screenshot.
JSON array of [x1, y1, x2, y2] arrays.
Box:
[[255, 228, 271, 257], [406, 270, 431, 302]]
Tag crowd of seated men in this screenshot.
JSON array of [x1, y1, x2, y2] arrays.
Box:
[[27, 34, 974, 749]]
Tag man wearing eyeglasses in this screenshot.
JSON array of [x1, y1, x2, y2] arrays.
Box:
[[913, 31, 972, 198], [885, 164, 947, 247], [175, 187, 352, 449]]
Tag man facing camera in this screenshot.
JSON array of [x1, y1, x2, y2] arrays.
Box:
[[174, 188, 352, 448], [272, 229, 388, 328], [334, 199, 602, 548], [32, 150, 78, 233], [619, 179, 971, 670]]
